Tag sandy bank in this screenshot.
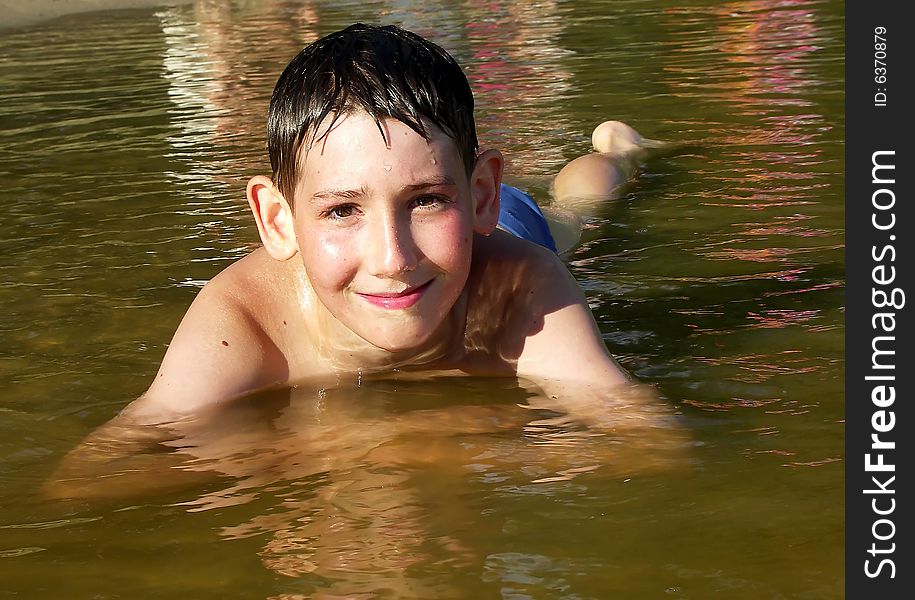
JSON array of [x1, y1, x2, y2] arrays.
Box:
[[1, 0, 192, 30]]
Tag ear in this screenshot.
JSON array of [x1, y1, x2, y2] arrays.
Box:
[[246, 175, 298, 260], [469, 149, 504, 235]]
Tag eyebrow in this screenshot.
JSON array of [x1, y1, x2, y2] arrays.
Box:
[[402, 176, 458, 192], [310, 176, 458, 203], [310, 186, 368, 202]]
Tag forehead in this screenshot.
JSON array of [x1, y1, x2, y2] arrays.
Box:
[[295, 111, 465, 191]]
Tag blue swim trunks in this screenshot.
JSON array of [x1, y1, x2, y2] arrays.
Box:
[[497, 184, 557, 253]]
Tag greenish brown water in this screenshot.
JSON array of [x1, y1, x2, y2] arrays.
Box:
[[1, 0, 844, 598]]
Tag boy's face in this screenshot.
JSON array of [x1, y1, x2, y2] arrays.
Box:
[[291, 111, 477, 352]]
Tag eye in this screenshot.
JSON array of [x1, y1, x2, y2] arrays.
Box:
[[323, 204, 358, 220], [412, 194, 450, 210]]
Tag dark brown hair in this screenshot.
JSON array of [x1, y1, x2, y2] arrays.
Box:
[[267, 23, 479, 201]]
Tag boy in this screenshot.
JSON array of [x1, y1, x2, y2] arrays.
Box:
[[120, 23, 632, 425]]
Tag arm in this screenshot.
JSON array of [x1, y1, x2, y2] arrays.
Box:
[[131, 272, 289, 423], [513, 248, 629, 390], [509, 249, 689, 466], [46, 268, 289, 500]]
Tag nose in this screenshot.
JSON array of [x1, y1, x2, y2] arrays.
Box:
[[365, 211, 419, 277]]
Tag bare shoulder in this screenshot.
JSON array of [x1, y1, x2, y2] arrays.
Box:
[[470, 230, 588, 317], [469, 231, 629, 387], [134, 250, 291, 421]]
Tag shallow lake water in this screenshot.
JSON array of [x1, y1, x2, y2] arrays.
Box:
[[1, 0, 844, 598]]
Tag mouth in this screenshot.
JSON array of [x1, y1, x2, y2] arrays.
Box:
[[356, 280, 433, 310]]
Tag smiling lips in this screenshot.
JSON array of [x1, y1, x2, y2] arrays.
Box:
[[357, 280, 433, 310]]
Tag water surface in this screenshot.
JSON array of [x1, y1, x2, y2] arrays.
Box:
[[1, 1, 844, 598]]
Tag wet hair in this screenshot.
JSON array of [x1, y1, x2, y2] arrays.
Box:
[[267, 23, 479, 201]]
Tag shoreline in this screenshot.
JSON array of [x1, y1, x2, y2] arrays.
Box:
[[1, 0, 192, 31]]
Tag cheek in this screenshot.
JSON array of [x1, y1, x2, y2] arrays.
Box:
[[417, 212, 473, 271], [301, 228, 356, 290]]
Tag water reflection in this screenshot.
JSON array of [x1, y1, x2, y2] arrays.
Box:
[[582, 1, 845, 448], [660, 0, 830, 141], [159, 1, 321, 182], [462, 0, 577, 183], [48, 377, 686, 594]]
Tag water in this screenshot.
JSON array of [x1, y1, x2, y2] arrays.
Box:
[[1, 0, 844, 597]]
